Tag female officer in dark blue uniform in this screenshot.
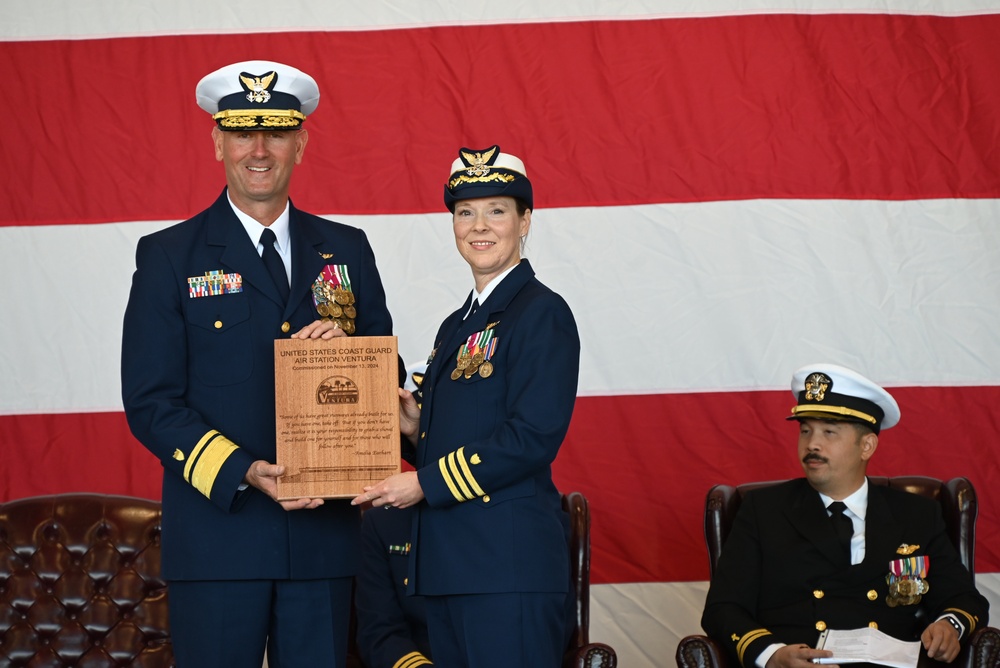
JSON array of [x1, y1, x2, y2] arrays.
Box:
[[353, 145, 581, 667]]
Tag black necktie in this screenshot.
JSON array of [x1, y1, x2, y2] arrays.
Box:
[[467, 298, 479, 319], [260, 228, 289, 303], [828, 501, 854, 559]]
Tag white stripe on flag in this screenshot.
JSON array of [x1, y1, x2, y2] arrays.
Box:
[[6, 0, 1000, 41], [4, 197, 998, 414]]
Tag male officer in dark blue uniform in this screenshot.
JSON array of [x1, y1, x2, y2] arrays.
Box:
[[121, 60, 396, 668], [356, 505, 433, 668], [702, 364, 989, 668]]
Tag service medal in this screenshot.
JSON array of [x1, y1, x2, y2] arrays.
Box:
[[313, 264, 357, 333], [886, 555, 929, 607], [451, 325, 499, 381]]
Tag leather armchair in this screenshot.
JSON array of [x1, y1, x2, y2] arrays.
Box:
[[676, 476, 1000, 668], [1, 492, 617, 668], [0, 493, 173, 666], [563, 491, 618, 668]]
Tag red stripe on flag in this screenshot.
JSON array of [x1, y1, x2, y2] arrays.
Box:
[[0, 412, 162, 501], [4, 385, 998, 583], [554, 385, 1000, 583], [3, 14, 1000, 227]]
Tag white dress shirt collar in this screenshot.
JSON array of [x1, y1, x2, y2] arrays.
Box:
[[226, 192, 292, 255], [819, 478, 869, 521], [464, 262, 520, 319]]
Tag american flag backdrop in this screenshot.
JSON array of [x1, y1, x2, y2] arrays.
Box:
[[2, 2, 999, 665]]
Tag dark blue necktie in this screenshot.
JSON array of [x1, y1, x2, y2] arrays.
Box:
[[260, 228, 289, 303], [828, 501, 854, 559]]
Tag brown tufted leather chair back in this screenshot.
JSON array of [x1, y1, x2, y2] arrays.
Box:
[[0, 493, 173, 666]]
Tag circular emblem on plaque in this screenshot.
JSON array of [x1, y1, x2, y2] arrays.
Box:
[[317, 376, 359, 404]]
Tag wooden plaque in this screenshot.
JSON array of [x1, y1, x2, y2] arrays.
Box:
[[274, 335, 400, 500]]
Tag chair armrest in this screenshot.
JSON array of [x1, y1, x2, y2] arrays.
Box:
[[954, 625, 1000, 668], [676, 634, 733, 668], [564, 641, 618, 668]]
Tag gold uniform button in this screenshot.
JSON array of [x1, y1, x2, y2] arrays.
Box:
[[869, 622, 878, 629], [867, 590, 878, 601], [420, 432, 426, 439], [813, 590, 824, 599], [281, 321, 291, 333], [403, 577, 408, 586], [815, 621, 827, 632], [214, 320, 223, 329], [483, 495, 491, 503]]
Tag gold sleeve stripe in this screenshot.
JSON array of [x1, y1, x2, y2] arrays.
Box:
[[183, 430, 239, 499], [439, 456, 466, 502], [184, 430, 220, 481], [455, 447, 485, 497], [736, 628, 772, 667], [393, 651, 432, 668], [441, 450, 473, 501], [438, 446, 489, 503], [190, 435, 239, 499], [447, 449, 475, 500], [944, 608, 978, 634]]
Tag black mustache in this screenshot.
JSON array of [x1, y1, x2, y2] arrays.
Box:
[[803, 453, 828, 464]]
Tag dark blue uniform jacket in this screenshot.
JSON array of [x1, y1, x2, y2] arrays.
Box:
[[702, 478, 990, 668], [121, 189, 395, 581], [408, 260, 581, 596]]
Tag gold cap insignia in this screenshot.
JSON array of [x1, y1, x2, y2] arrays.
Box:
[[461, 146, 498, 177], [240, 71, 276, 104], [173, 449, 185, 461], [804, 372, 831, 401], [896, 544, 920, 555], [470, 454, 481, 465]]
